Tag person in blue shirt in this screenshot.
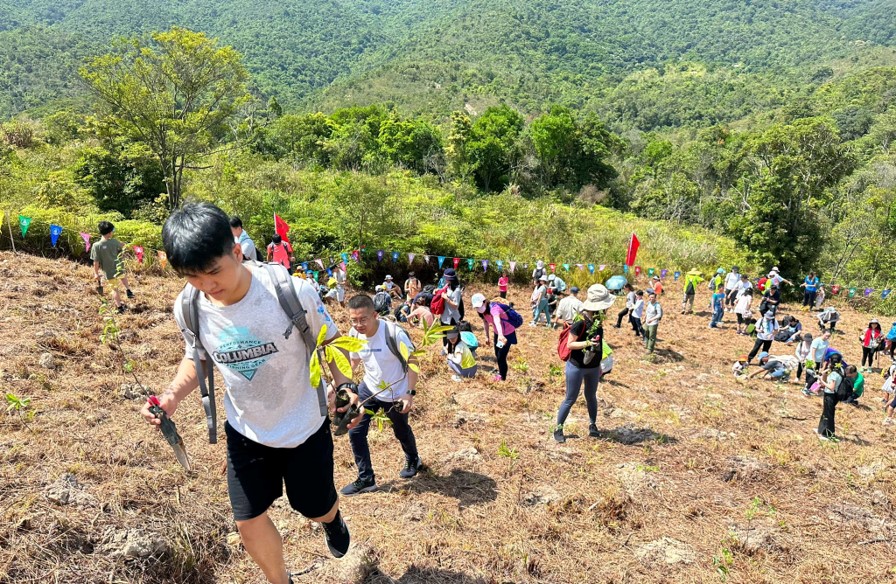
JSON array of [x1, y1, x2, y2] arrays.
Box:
[[709, 288, 725, 328], [800, 271, 820, 310]]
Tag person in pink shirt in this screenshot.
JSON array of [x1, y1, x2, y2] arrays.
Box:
[[498, 271, 509, 299], [266, 234, 294, 271], [471, 293, 517, 382]]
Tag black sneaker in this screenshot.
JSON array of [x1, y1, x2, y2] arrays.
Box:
[[399, 457, 422, 479], [553, 427, 566, 443], [117, 305, 127, 314], [339, 478, 377, 496], [322, 511, 350, 558], [126, 289, 135, 299], [588, 423, 600, 438]]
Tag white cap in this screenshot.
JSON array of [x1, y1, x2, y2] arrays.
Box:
[[471, 293, 487, 311], [539, 275, 548, 281], [548, 274, 556, 280], [385, 274, 393, 280]]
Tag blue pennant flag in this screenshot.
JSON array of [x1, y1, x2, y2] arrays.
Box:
[[392, 251, 399, 262], [622, 264, 629, 273], [49, 224, 63, 247], [341, 252, 349, 263], [588, 264, 595, 274], [302, 262, 309, 271], [883, 289, 892, 300], [496, 260, 504, 271], [438, 255, 446, 268], [674, 271, 681, 281], [562, 263, 570, 272]]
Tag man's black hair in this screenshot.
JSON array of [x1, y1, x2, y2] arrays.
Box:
[[272, 234, 282, 244], [229, 216, 243, 229], [163, 203, 236, 275], [348, 294, 375, 311], [98, 221, 115, 236]]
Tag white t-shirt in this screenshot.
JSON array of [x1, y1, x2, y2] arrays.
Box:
[[734, 294, 752, 315], [555, 295, 584, 322], [441, 286, 462, 323], [810, 338, 830, 363], [176, 264, 336, 448], [631, 298, 645, 319], [350, 321, 413, 402], [724, 272, 740, 291]]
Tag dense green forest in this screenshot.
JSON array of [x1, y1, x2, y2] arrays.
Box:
[[1, 1, 895, 306]]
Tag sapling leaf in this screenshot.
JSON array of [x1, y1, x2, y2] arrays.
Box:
[[329, 336, 368, 353], [325, 345, 352, 378], [377, 380, 389, 390], [316, 324, 328, 347], [399, 342, 410, 361], [408, 362, 420, 374], [309, 352, 322, 388]]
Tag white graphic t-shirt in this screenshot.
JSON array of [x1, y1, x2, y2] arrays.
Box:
[[350, 321, 413, 402], [176, 264, 337, 448]]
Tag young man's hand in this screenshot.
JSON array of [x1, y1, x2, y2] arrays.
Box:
[[335, 386, 364, 429], [398, 394, 414, 414], [141, 390, 179, 428]]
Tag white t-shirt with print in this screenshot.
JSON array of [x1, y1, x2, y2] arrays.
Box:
[[350, 321, 413, 402], [176, 264, 337, 448]]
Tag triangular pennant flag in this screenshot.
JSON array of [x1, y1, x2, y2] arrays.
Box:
[[634, 266, 642, 276], [588, 264, 595, 274], [496, 260, 504, 271], [598, 265, 606, 272], [327, 268, 333, 276], [134, 245, 144, 263], [351, 250, 360, 262], [453, 257, 460, 269], [661, 269, 668, 279], [622, 264, 629, 273], [80, 232, 92, 252], [408, 253, 416, 264], [831, 285, 840, 295], [647, 268, 655, 277], [438, 256, 446, 268], [549, 263, 556, 272], [157, 250, 168, 269], [848, 287, 857, 298], [882, 289, 892, 300], [392, 251, 399, 262], [340, 261, 347, 271], [315, 259, 325, 269], [467, 258, 474, 271], [576, 264, 584, 270], [49, 224, 63, 247], [482, 259, 489, 271], [562, 263, 570, 272], [302, 262, 309, 271], [424, 255, 430, 263], [341, 252, 349, 263], [377, 250, 384, 262], [18, 215, 31, 237], [864, 288, 873, 297], [674, 271, 681, 280], [312, 270, 319, 281], [509, 261, 517, 273]]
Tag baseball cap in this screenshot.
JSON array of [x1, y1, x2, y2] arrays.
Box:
[[471, 293, 487, 310], [570, 286, 580, 294]]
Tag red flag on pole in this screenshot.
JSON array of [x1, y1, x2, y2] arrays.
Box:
[[274, 213, 291, 244], [625, 233, 640, 267]]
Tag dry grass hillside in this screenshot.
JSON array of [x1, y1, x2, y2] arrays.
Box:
[[3, 250, 896, 584]]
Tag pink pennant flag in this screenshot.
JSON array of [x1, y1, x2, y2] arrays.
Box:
[[408, 253, 416, 264], [80, 232, 91, 252], [133, 245, 144, 263], [508, 261, 516, 273], [315, 258, 325, 269], [340, 261, 347, 271], [576, 264, 584, 270], [598, 264, 606, 271]]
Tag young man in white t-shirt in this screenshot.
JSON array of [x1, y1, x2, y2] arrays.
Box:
[[141, 203, 361, 584], [343, 294, 421, 495]]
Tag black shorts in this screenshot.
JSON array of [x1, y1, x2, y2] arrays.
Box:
[[225, 419, 337, 521]]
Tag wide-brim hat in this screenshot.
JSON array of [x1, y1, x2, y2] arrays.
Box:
[[582, 284, 617, 311], [687, 269, 702, 275], [870, 318, 880, 325], [443, 268, 457, 281]]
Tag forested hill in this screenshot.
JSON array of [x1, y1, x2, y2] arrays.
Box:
[[1, 0, 895, 120]]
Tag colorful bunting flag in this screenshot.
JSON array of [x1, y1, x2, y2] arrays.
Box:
[[634, 266, 642, 276], [315, 259, 325, 269], [341, 252, 349, 263], [588, 264, 595, 274], [424, 255, 430, 263], [576, 264, 584, 270], [562, 263, 570, 271], [622, 265, 629, 273], [49, 224, 62, 247], [883, 289, 892, 300], [302, 262, 309, 271], [377, 250, 384, 261], [453, 257, 460, 269], [437, 256, 446, 268], [661, 269, 668, 278], [864, 288, 873, 297], [157, 250, 168, 269], [831, 285, 840, 295], [18, 215, 31, 237], [848, 287, 857, 298], [467, 258, 474, 271], [80, 232, 92, 252], [509, 261, 517, 273], [134, 245, 144, 263], [549, 263, 556, 272], [647, 268, 655, 277], [392, 251, 399, 262], [408, 253, 416, 264], [674, 271, 681, 281], [351, 250, 360, 262], [496, 260, 504, 271], [599, 264, 606, 272], [482, 259, 489, 271]]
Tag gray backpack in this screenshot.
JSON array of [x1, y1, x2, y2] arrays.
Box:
[[176, 262, 326, 444], [349, 320, 412, 375]]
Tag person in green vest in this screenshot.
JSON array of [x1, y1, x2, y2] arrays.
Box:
[[681, 269, 704, 314]]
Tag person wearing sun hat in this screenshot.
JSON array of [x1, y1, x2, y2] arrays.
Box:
[[471, 293, 518, 382], [553, 284, 616, 443]]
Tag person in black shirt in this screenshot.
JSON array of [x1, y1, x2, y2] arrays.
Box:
[[554, 284, 616, 443]]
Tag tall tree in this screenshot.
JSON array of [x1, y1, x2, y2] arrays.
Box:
[[79, 27, 251, 209]]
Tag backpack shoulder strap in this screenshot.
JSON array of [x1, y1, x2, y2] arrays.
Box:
[[264, 263, 328, 417], [382, 320, 411, 374], [177, 284, 218, 444]]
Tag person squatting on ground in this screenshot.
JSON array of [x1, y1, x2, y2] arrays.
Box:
[[472, 293, 519, 382], [554, 284, 616, 443], [142, 203, 359, 584], [343, 295, 422, 496], [445, 326, 477, 381], [91, 221, 135, 313]]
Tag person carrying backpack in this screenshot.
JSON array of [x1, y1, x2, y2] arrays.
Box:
[[748, 311, 779, 363], [553, 284, 616, 443], [266, 234, 294, 272], [438, 269, 463, 344], [644, 291, 663, 353], [818, 353, 847, 440], [343, 295, 422, 496], [141, 203, 359, 581], [229, 216, 260, 262], [471, 293, 522, 382], [373, 286, 392, 316], [681, 269, 704, 314], [532, 260, 546, 285]]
